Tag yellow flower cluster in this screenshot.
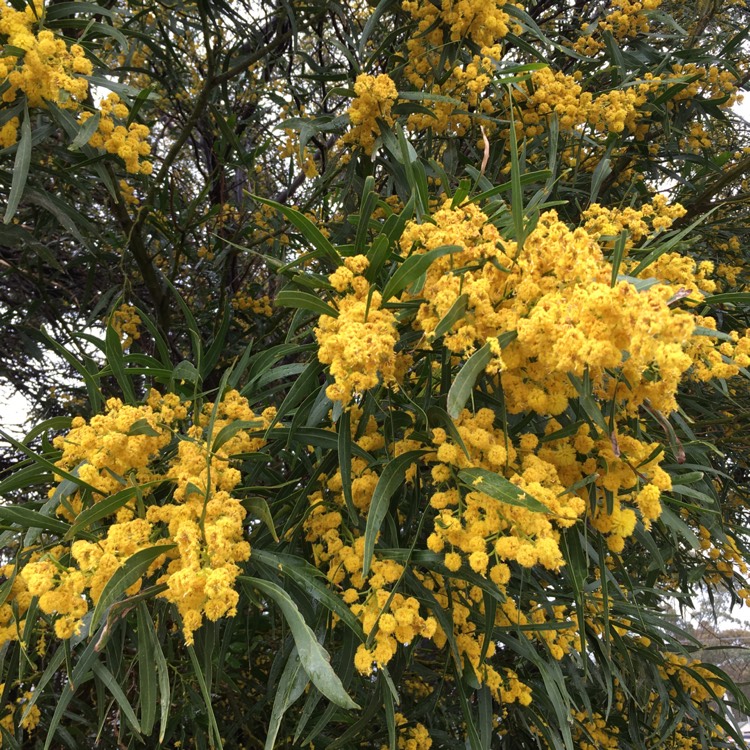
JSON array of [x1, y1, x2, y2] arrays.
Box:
[[80, 93, 152, 175], [427, 409, 584, 571], [399, 0, 513, 136], [698, 527, 750, 586], [423, 570, 533, 704], [232, 293, 273, 317], [54, 396, 177, 517], [517, 67, 662, 139], [401, 200, 509, 352], [405, 50, 498, 136], [146, 390, 276, 644], [573, 710, 619, 750], [0, 563, 32, 646], [302, 411, 432, 671], [303, 410, 538, 704], [402, 201, 714, 417], [316, 255, 399, 404], [344, 74, 399, 154], [668, 63, 741, 111], [278, 127, 318, 178], [4, 389, 273, 647], [685, 318, 750, 382], [402, 0, 514, 52], [582, 196, 686, 249], [0, 687, 41, 742], [380, 713, 432, 750], [600, 0, 661, 39], [659, 653, 727, 704], [643, 253, 717, 298], [0, 116, 19, 148], [0, 1, 92, 114], [118, 179, 140, 206], [111, 303, 142, 349], [352, 590, 438, 673], [574, 0, 661, 53]]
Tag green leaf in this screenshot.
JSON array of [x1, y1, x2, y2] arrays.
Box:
[[105, 324, 136, 403], [45, 2, 119, 19], [201, 299, 233, 378], [265, 648, 309, 750], [365, 233, 391, 282], [381, 193, 415, 252], [136, 604, 157, 737], [382, 244, 461, 302], [252, 195, 340, 266], [245, 497, 279, 542], [91, 544, 175, 631], [507, 93, 526, 248], [136, 603, 170, 742], [163, 277, 202, 367], [211, 419, 263, 454], [265, 360, 324, 434], [0, 505, 71, 535], [243, 577, 359, 710], [610, 230, 628, 287], [702, 292, 750, 305], [68, 111, 100, 151], [589, 152, 612, 205], [432, 293, 468, 340], [43, 631, 103, 750], [4, 103, 31, 224], [659, 507, 700, 549], [186, 645, 224, 750], [38, 328, 102, 412], [447, 331, 518, 419], [693, 326, 735, 342], [338, 409, 357, 524], [458, 468, 550, 513], [447, 341, 497, 420], [92, 662, 141, 735], [275, 426, 373, 461], [382, 675, 396, 750], [355, 176, 379, 254], [66, 482, 161, 539], [276, 289, 339, 319], [617, 274, 660, 292], [253, 550, 364, 637], [21, 416, 72, 446], [0, 429, 102, 497], [172, 359, 201, 385], [127, 418, 161, 437], [0, 462, 51, 496], [363, 450, 427, 577]]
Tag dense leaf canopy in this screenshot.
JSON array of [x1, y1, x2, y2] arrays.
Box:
[[1, 0, 750, 748]]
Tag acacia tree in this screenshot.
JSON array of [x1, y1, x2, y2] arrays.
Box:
[[1, 0, 750, 747]]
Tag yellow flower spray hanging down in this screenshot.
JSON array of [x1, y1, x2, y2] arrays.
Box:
[[0, 1, 92, 111], [315, 255, 399, 404], [344, 74, 399, 154], [8, 389, 275, 647]]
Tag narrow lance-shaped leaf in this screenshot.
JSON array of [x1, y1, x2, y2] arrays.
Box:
[[381, 244, 461, 302], [243, 577, 359, 710], [265, 648, 309, 750], [276, 289, 340, 319], [252, 194, 341, 266], [446, 332, 516, 419], [458, 468, 550, 513], [91, 544, 175, 631], [363, 450, 427, 577], [4, 103, 31, 224]]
